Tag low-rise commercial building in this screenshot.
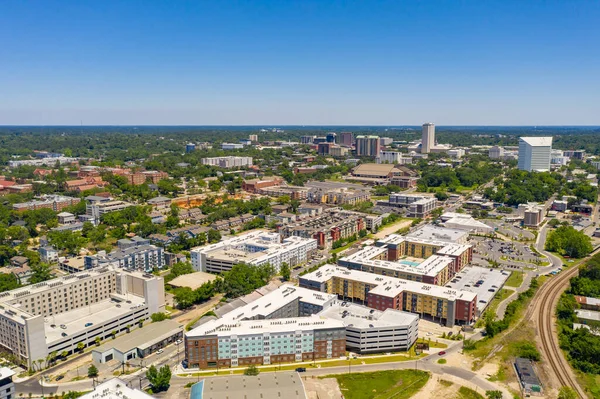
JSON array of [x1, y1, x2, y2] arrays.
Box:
[[299, 265, 476, 326], [242, 177, 284, 193], [191, 231, 317, 273], [92, 320, 183, 363], [0, 267, 165, 368], [0, 367, 15, 399], [78, 378, 154, 399]]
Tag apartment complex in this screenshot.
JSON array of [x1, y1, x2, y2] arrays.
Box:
[[300, 265, 477, 326], [0, 267, 164, 368], [307, 187, 370, 206], [340, 132, 353, 146], [84, 237, 164, 272], [191, 231, 317, 273], [279, 209, 367, 249], [355, 136, 381, 157], [186, 317, 345, 369], [258, 185, 309, 200], [12, 195, 81, 212], [86, 196, 134, 224], [518, 137, 552, 172], [338, 235, 472, 286], [201, 156, 253, 169]]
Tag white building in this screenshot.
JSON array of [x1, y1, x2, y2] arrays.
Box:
[[376, 150, 412, 165], [221, 143, 244, 150], [0, 267, 165, 369], [440, 212, 493, 234], [421, 123, 435, 154], [319, 302, 419, 353], [190, 231, 317, 273], [0, 367, 15, 399], [201, 156, 253, 169], [8, 157, 80, 168], [551, 149, 569, 166], [448, 148, 465, 158], [489, 146, 504, 159], [518, 137, 552, 172], [79, 378, 154, 399]]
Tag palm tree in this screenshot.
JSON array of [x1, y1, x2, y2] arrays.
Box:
[[126, 324, 132, 333], [61, 350, 68, 359], [77, 342, 85, 352], [36, 359, 44, 371], [95, 337, 101, 346]]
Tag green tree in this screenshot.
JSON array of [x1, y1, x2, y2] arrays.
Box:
[[545, 225, 593, 258], [244, 365, 260, 376], [485, 390, 503, 399], [280, 263, 291, 282], [207, 229, 221, 243], [29, 263, 53, 284], [146, 364, 172, 392], [151, 312, 169, 322], [0, 273, 20, 292], [77, 342, 85, 352], [87, 364, 98, 378], [174, 287, 196, 309], [558, 387, 577, 399]]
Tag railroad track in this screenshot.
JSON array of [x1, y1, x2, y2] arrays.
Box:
[[529, 247, 600, 399]]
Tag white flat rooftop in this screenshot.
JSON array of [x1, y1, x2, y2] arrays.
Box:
[[520, 136, 553, 147], [79, 378, 152, 399], [191, 315, 344, 337], [44, 294, 145, 344], [319, 302, 418, 329]]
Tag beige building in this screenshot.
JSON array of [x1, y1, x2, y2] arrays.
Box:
[[421, 123, 435, 154]]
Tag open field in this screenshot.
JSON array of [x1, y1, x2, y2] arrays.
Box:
[[327, 370, 430, 399], [504, 271, 524, 288]]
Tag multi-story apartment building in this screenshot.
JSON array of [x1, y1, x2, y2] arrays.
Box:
[[307, 188, 370, 206], [518, 137, 552, 172], [258, 185, 308, 200], [84, 237, 164, 272], [186, 317, 346, 369], [12, 195, 81, 212], [141, 170, 169, 184], [329, 145, 349, 157], [355, 135, 381, 157], [522, 203, 545, 227], [299, 265, 477, 327], [300, 135, 315, 144], [0, 267, 164, 369], [201, 156, 253, 169], [125, 172, 147, 185], [279, 209, 366, 249], [86, 196, 134, 224], [190, 231, 317, 273]]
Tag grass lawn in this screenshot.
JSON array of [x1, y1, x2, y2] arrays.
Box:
[[328, 370, 430, 399], [456, 386, 484, 399], [415, 338, 448, 349], [504, 271, 524, 288]]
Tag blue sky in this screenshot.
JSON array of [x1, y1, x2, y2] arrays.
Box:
[[1, 0, 599, 125]]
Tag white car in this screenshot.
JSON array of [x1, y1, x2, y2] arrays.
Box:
[[157, 349, 164, 354]]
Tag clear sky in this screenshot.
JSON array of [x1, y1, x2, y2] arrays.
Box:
[[1, 0, 599, 125]]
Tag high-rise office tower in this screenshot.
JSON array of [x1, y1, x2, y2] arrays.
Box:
[[355, 135, 381, 157], [326, 132, 337, 143], [421, 123, 435, 153], [340, 132, 354, 146], [518, 137, 552, 172]]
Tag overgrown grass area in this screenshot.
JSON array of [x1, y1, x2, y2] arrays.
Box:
[[415, 337, 448, 349], [456, 386, 484, 399], [504, 271, 524, 288], [327, 370, 430, 399]]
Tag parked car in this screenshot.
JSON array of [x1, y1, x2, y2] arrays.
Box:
[[56, 375, 64, 381], [157, 349, 164, 354], [438, 351, 446, 356], [295, 367, 306, 372]]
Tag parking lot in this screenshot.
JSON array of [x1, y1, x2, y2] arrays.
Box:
[[470, 236, 542, 270], [483, 219, 535, 241], [446, 266, 510, 314]]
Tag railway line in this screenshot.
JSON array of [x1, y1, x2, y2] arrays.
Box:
[[528, 247, 600, 398]]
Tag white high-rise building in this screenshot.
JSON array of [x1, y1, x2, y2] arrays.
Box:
[[421, 123, 435, 154], [517, 137, 552, 172]]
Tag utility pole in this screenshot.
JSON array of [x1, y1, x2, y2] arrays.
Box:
[[40, 374, 44, 398]]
